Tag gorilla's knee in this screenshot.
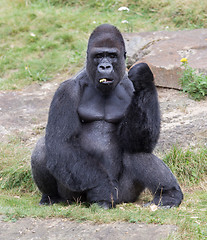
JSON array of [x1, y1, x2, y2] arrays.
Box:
[[31, 137, 58, 197], [31, 137, 46, 168], [31, 137, 47, 186]]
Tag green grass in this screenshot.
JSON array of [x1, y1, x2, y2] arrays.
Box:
[[0, 0, 207, 89], [163, 146, 207, 185], [0, 136, 36, 192]]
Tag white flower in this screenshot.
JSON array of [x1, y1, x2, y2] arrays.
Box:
[[118, 7, 130, 12], [93, 21, 96, 24], [121, 20, 129, 24], [30, 32, 36, 37]]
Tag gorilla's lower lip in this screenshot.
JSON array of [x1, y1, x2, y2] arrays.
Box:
[[99, 78, 114, 84]]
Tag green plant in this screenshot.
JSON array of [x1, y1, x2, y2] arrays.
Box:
[[180, 58, 207, 100], [163, 145, 207, 185], [25, 66, 49, 82]]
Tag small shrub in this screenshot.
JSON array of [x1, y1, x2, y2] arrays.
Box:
[[180, 58, 207, 100]]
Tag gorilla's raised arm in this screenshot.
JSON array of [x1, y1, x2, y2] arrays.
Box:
[[45, 74, 113, 194], [118, 63, 160, 153]]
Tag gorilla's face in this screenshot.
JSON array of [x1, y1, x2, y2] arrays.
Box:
[[87, 46, 125, 93], [86, 25, 126, 94]]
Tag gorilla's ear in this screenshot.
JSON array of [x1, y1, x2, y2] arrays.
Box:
[[124, 51, 127, 59]]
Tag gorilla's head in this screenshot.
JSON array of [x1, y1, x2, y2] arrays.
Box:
[[86, 24, 126, 94]]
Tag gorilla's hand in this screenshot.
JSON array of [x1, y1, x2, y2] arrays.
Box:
[[128, 63, 154, 92]]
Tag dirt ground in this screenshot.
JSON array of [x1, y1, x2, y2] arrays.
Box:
[[0, 215, 177, 240], [0, 78, 206, 239]]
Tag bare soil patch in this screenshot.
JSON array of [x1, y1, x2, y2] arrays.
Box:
[[156, 88, 207, 153], [0, 215, 177, 240]]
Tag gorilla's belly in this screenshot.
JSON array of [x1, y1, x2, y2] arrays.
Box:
[[80, 121, 119, 154]]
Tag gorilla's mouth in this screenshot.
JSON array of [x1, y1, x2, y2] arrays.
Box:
[[99, 78, 114, 84]]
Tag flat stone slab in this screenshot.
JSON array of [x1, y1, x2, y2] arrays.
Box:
[[124, 29, 207, 89], [0, 216, 177, 240]]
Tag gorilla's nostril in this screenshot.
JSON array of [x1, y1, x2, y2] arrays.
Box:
[[98, 63, 112, 73]]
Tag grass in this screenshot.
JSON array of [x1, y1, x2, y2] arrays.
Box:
[[163, 146, 207, 185], [0, 136, 35, 192], [0, 189, 206, 239], [0, 0, 207, 89]]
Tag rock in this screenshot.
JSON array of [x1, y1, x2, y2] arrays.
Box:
[[124, 29, 207, 89]]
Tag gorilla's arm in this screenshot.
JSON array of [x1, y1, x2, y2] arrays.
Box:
[[118, 63, 160, 153], [45, 75, 112, 194]]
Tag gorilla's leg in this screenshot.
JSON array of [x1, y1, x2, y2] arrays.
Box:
[[31, 137, 61, 204], [86, 178, 118, 209], [31, 138, 115, 207], [122, 153, 183, 207], [117, 168, 145, 204]]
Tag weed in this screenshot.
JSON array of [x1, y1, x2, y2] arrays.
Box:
[[25, 66, 49, 82], [180, 59, 207, 100]]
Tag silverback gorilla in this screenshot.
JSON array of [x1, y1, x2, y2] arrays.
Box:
[[31, 24, 183, 209]]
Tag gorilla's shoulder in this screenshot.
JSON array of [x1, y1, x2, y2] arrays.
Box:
[[55, 69, 88, 98]]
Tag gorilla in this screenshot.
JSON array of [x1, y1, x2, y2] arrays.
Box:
[[31, 24, 183, 209]]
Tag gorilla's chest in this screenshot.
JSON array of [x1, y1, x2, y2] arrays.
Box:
[[78, 83, 132, 123]]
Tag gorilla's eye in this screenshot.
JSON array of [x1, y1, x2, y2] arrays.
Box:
[[109, 53, 117, 59], [95, 54, 103, 59]]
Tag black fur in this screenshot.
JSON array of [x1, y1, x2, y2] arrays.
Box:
[[118, 63, 160, 153], [31, 24, 183, 209]]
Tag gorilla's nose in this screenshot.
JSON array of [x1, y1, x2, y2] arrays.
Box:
[[98, 63, 112, 74]]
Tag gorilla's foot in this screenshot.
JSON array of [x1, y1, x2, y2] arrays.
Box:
[[97, 201, 116, 209], [152, 187, 183, 208], [39, 194, 62, 205]]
